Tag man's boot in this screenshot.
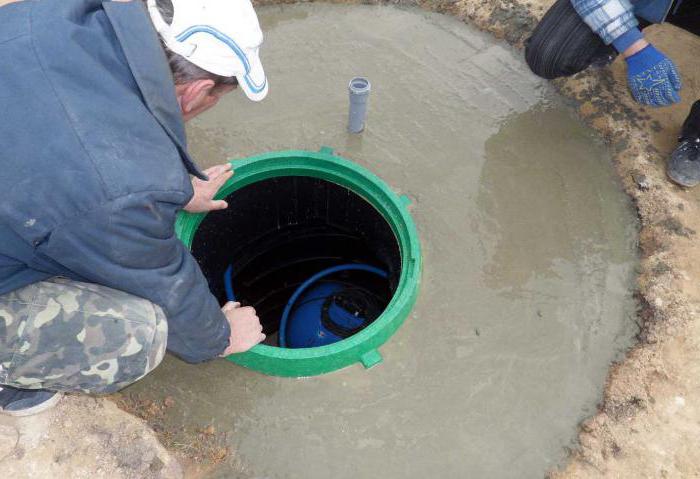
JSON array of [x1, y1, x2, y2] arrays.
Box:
[[668, 100, 700, 187], [0, 385, 62, 417]]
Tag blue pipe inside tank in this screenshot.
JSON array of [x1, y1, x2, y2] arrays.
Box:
[[224, 264, 236, 302], [223, 263, 388, 347], [279, 264, 388, 347]]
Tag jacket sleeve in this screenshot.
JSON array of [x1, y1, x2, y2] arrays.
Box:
[[571, 0, 639, 44], [39, 190, 230, 363]]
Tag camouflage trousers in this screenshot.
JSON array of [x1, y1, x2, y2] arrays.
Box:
[[0, 277, 167, 394]]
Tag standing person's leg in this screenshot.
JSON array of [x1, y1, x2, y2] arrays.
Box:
[[525, 0, 618, 79], [668, 100, 700, 187], [662, 2, 700, 186], [0, 277, 168, 415]]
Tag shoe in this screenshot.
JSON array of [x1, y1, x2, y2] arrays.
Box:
[[0, 385, 62, 417], [668, 138, 700, 187], [668, 100, 700, 187]]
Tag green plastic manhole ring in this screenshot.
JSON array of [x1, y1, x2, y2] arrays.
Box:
[[176, 147, 422, 377]]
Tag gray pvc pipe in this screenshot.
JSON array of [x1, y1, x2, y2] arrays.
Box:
[[348, 77, 371, 133]]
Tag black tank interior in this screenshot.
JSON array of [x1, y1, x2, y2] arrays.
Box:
[[190, 176, 402, 336]]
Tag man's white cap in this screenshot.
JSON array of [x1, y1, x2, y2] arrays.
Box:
[[147, 0, 268, 101]]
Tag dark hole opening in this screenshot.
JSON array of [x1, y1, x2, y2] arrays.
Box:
[[191, 176, 402, 347]]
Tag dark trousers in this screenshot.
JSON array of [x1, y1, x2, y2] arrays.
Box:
[[525, 0, 700, 80]]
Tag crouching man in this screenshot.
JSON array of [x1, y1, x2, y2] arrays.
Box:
[[0, 0, 268, 415], [525, 0, 700, 187]]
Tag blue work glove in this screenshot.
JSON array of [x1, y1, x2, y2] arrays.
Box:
[[625, 44, 682, 107]]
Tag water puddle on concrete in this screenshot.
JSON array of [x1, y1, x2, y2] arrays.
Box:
[[123, 4, 639, 478]]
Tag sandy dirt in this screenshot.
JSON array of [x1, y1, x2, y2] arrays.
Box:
[[0, 395, 182, 479], [113, 392, 233, 478]]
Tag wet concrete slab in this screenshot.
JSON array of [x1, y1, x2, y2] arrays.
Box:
[[123, 5, 639, 478]]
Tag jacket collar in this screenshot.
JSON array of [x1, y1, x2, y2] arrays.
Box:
[[102, 0, 207, 179]]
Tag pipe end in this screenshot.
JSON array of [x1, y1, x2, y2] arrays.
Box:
[[349, 77, 371, 95]]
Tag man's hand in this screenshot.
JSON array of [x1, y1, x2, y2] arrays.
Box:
[[624, 42, 682, 107], [184, 163, 233, 213], [220, 302, 265, 356]]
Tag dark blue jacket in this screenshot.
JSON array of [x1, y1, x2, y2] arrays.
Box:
[[572, 0, 680, 45], [636, 0, 677, 23], [0, 0, 230, 363]]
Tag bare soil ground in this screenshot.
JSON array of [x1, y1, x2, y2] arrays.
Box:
[[0, 395, 182, 479], [113, 392, 234, 478]]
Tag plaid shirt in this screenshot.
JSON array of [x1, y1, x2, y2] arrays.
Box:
[[572, 0, 639, 44], [572, 0, 677, 44]]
